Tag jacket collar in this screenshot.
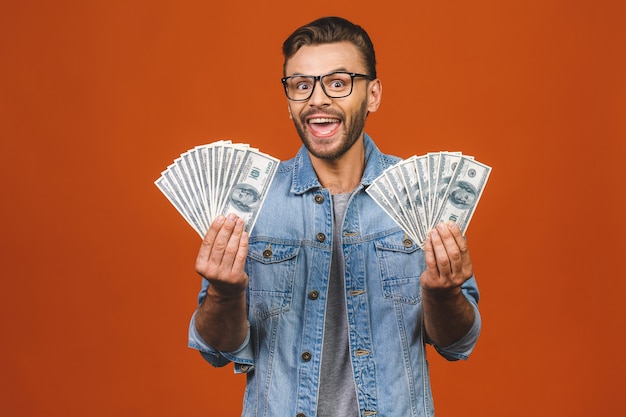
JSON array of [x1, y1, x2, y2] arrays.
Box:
[[289, 133, 396, 195]]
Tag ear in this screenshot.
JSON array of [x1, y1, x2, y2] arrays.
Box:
[[287, 104, 293, 119], [366, 79, 382, 113]]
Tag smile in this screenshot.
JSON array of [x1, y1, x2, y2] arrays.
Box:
[[308, 117, 341, 124], [307, 117, 342, 137]]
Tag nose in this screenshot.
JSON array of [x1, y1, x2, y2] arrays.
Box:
[[308, 79, 332, 107]]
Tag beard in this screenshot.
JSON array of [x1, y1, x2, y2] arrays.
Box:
[[292, 99, 369, 160]]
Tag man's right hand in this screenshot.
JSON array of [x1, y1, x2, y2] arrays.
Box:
[[195, 213, 249, 298], [194, 213, 250, 352]]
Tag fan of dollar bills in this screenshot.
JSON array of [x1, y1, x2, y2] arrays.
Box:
[[155, 140, 280, 238], [366, 152, 491, 248]]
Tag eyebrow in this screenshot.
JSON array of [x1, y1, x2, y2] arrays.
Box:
[[286, 67, 351, 77]]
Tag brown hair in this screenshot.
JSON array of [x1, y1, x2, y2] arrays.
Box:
[[282, 16, 377, 78]]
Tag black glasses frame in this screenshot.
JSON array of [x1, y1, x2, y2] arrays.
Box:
[[281, 71, 373, 101]]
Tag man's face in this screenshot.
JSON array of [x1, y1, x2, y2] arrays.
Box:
[[234, 188, 256, 205], [284, 42, 381, 160], [452, 189, 475, 206]]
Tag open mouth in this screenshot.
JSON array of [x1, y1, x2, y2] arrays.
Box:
[[307, 117, 342, 137]]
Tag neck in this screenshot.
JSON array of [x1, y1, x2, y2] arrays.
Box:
[[309, 143, 365, 195]]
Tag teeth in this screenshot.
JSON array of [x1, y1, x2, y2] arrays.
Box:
[[308, 118, 339, 124]]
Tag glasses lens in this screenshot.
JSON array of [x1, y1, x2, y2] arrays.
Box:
[[321, 72, 353, 98], [284, 76, 315, 101]]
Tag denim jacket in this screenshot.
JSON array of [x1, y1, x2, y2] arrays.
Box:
[[188, 133, 481, 417]]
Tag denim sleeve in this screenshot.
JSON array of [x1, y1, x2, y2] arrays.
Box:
[[430, 275, 482, 361], [187, 310, 254, 373]]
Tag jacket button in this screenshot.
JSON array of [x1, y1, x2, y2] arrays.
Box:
[[316, 233, 326, 242], [314, 194, 324, 204], [301, 351, 312, 361], [403, 238, 413, 247], [296, 414, 306, 417], [308, 290, 319, 300], [262, 249, 272, 258]]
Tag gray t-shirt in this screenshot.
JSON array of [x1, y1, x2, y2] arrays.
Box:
[[317, 193, 359, 417]]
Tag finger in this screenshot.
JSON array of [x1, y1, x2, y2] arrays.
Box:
[[420, 232, 438, 290], [231, 230, 249, 277], [220, 216, 246, 270], [196, 215, 227, 271], [445, 221, 474, 278], [423, 232, 438, 271], [196, 214, 240, 278], [212, 216, 249, 295], [198, 215, 226, 255], [435, 222, 463, 272], [429, 227, 452, 276], [446, 221, 469, 257], [209, 214, 241, 268]]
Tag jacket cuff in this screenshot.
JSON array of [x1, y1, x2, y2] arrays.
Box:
[[188, 311, 254, 372]]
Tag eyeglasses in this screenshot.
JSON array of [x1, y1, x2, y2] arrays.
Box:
[[281, 71, 373, 101]]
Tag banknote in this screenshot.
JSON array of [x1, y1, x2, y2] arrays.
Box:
[[367, 151, 491, 248], [367, 180, 420, 243], [155, 141, 279, 237], [430, 151, 462, 229], [155, 174, 204, 237], [383, 161, 426, 243], [413, 155, 431, 227], [218, 149, 280, 233], [431, 156, 491, 234]]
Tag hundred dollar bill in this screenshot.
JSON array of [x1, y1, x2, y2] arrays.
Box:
[[206, 141, 229, 217], [427, 152, 441, 219], [397, 156, 428, 237], [366, 151, 491, 243], [219, 149, 279, 234], [180, 149, 207, 218], [176, 154, 209, 232], [431, 156, 491, 234], [393, 155, 426, 237], [215, 143, 249, 216], [155, 141, 279, 237], [163, 164, 208, 233], [155, 175, 205, 237], [209, 143, 222, 217], [384, 160, 426, 244], [367, 176, 422, 245], [414, 155, 431, 228], [192, 145, 211, 217], [430, 151, 462, 230]]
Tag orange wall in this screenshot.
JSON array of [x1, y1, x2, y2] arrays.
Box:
[[1, 1, 625, 416]]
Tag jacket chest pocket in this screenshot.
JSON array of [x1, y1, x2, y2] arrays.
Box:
[[374, 234, 424, 305], [246, 240, 299, 319]]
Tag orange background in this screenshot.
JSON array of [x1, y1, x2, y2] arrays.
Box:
[[1, 1, 625, 416]]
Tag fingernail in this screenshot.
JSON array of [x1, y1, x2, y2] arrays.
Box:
[[437, 222, 446, 231], [227, 214, 237, 222]]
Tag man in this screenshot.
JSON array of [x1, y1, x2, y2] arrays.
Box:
[[188, 16, 481, 417], [449, 181, 478, 208], [228, 183, 261, 213]]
